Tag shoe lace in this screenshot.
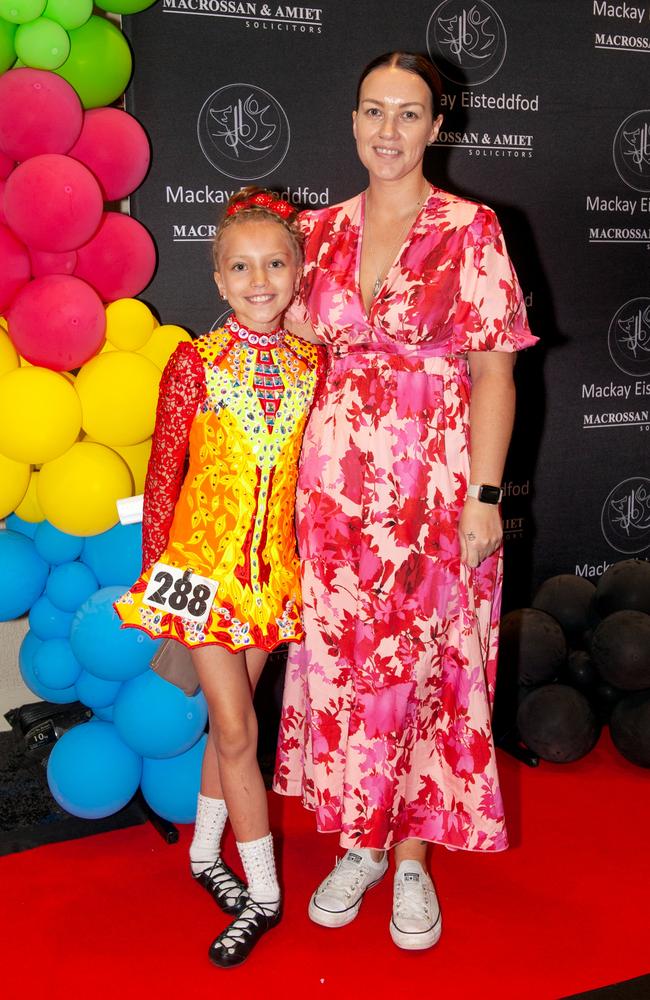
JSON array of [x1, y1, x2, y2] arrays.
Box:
[[394, 875, 431, 921], [216, 899, 278, 954], [322, 855, 367, 899], [203, 860, 245, 908]]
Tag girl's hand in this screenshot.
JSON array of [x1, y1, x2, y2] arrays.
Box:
[[458, 498, 503, 568]]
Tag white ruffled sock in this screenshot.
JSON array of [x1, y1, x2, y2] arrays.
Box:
[[237, 833, 280, 912], [190, 794, 228, 874]]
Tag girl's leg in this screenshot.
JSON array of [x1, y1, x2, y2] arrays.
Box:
[[191, 643, 270, 843], [191, 643, 281, 967], [189, 647, 271, 895]]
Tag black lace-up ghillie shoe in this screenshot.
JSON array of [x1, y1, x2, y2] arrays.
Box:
[[192, 858, 247, 916], [208, 897, 281, 968]]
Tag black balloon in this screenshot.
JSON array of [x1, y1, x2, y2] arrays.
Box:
[[592, 680, 625, 722], [582, 593, 601, 651], [565, 650, 597, 690], [517, 684, 600, 763], [591, 610, 650, 691], [499, 608, 567, 686], [532, 574, 596, 648], [596, 559, 650, 618], [610, 691, 650, 768]]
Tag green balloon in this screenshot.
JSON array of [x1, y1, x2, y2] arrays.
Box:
[[0, 0, 45, 24], [95, 0, 156, 13], [54, 15, 132, 109], [0, 17, 17, 72], [44, 0, 91, 30], [15, 16, 70, 68]]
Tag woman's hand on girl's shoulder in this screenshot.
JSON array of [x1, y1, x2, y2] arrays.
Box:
[[285, 318, 322, 344]]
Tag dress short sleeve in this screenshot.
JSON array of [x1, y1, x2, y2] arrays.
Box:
[[285, 209, 321, 328], [452, 206, 538, 354]]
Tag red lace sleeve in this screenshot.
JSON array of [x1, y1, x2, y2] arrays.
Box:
[[141, 341, 206, 572]]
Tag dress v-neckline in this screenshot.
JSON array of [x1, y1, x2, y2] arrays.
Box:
[[356, 186, 432, 320]]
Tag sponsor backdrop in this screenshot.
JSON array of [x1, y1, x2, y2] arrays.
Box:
[[125, 0, 650, 605]]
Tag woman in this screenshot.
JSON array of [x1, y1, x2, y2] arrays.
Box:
[[273, 52, 538, 950]]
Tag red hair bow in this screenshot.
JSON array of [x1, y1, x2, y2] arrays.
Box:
[[227, 191, 295, 220]]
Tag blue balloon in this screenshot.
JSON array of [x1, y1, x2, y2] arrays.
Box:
[[70, 586, 160, 681], [46, 561, 98, 613], [114, 669, 207, 759], [5, 514, 41, 538], [47, 720, 142, 820], [0, 530, 49, 621], [34, 521, 84, 565], [29, 595, 74, 640], [34, 638, 82, 689], [93, 705, 114, 721], [82, 523, 142, 587], [19, 631, 78, 704], [141, 734, 207, 823], [76, 670, 121, 709]]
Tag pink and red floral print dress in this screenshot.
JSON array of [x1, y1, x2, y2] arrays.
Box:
[[273, 187, 538, 852]]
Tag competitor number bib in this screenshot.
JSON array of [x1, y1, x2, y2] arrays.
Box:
[[143, 563, 219, 626]]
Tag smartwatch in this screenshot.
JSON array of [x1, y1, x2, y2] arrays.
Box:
[[467, 483, 503, 505]]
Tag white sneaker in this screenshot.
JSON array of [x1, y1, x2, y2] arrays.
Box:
[[308, 849, 388, 928], [390, 860, 442, 950]]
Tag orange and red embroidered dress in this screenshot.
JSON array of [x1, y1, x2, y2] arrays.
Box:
[[115, 317, 322, 652]]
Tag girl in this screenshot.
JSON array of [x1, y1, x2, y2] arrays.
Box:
[[115, 187, 322, 967]]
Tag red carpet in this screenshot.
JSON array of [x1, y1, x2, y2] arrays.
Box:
[[1, 731, 648, 1000]]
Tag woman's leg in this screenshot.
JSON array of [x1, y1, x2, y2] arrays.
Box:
[[391, 839, 441, 952]]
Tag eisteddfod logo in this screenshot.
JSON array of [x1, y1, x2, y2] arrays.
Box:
[[601, 477, 650, 554], [427, 0, 507, 86], [198, 84, 290, 181], [613, 110, 650, 193], [608, 297, 650, 378]]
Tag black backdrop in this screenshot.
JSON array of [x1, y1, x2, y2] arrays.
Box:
[[124, 0, 650, 606]]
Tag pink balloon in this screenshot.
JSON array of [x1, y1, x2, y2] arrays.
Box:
[[0, 152, 14, 179], [74, 212, 156, 302], [0, 178, 6, 225], [29, 248, 78, 277], [4, 153, 103, 253], [0, 69, 83, 162], [7, 274, 105, 371], [0, 224, 31, 313], [69, 108, 151, 202]]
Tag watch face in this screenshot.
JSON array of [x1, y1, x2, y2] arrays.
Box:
[[479, 485, 502, 504]]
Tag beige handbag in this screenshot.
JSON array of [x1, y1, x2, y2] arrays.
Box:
[[150, 639, 200, 696]]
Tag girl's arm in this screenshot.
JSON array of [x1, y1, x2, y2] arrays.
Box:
[[458, 351, 516, 568], [141, 342, 206, 572]]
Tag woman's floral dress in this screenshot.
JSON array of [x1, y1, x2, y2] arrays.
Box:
[[273, 187, 538, 851]]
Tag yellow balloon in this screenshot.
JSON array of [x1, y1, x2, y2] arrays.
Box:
[[37, 442, 132, 536], [75, 351, 161, 447], [105, 298, 155, 352], [110, 437, 152, 494], [0, 328, 19, 377], [0, 367, 82, 464], [0, 452, 31, 518], [15, 469, 44, 523], [98, 339, 116, 354], [138, 324, 193, 371]]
